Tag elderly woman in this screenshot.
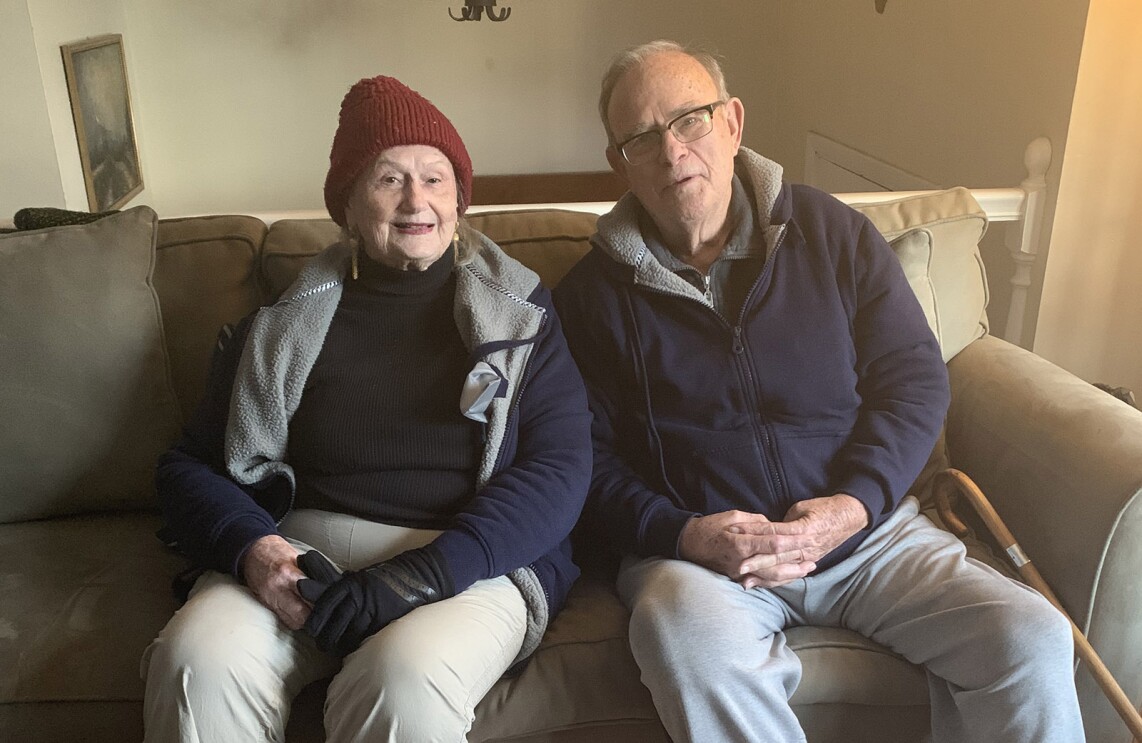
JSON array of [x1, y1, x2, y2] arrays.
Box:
[[142, 76, 592, 742]]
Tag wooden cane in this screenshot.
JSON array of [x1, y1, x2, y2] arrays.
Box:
[[934, 468, 1142, 742]]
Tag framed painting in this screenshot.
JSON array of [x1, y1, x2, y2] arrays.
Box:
[[60, 34, 144, 212]]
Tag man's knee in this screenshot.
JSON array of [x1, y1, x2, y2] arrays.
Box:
[[1013, 590, 1074, 662], [624, 562, 755, 675], [980, 587, 1075, 672], [627, 563, 707, 634]]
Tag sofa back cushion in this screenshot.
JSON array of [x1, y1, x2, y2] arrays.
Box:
[[254, 197, 985, 363], [154, 215, 266, 422], [261, 219, 342, 299], [259, 209, 600, 301], [0, 207, 182, 522], [467, 209, 597, 287], [851, 187, 989, 362]]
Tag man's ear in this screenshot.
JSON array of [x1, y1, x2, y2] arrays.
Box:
[[724, 97, 745, 153], [605, 146, 630, 185]]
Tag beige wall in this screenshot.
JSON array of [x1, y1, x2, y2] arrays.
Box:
[[1033, 0, 1142, 394], [119, 0, 741, 215], [116, 0, 770, 215], [715, 1, 1089, 347], [7, 1, 1087, 217], [20, 0, 134, 211], [10, 1, 1120, 381], [1, 0, 65, 210]]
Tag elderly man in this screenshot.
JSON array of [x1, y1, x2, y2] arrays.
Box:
[[553, 40, 1084, 742]]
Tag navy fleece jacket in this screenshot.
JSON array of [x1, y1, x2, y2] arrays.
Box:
[[553, 149, 949, 570]]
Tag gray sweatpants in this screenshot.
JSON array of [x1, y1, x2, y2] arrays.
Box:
[[617, 497, 1085, 743], [140, 510, 527, 743]]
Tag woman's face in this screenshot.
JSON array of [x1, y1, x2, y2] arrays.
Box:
[[344, 145, 460, 271]]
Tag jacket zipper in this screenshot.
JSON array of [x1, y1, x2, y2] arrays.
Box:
[[632, 228, 789, 508], [733, 228, 788, 508]]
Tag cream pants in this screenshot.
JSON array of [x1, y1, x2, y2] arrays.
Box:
[[140, 510, 527, 743]]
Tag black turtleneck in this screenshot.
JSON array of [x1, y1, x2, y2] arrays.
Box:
[[287, 249, 482, 527]]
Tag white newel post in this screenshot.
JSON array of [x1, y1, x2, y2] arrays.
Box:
[[1003, 137, 1052, 347]]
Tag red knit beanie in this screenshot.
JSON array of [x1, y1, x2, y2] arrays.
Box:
[[324, 76, 473, 227]]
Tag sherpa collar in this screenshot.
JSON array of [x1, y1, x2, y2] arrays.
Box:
[[593, 147, 787, 300]]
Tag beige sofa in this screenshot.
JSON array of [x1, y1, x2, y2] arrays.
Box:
[[2, 188, 1140, 743]]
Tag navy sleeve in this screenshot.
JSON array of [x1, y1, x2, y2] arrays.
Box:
[[431, 288, 593, 593], [827, 216, 951, 522], [155, 314, 286, 577], [554, 256, 698, 560]]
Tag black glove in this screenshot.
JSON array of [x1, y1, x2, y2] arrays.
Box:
[[297, 546, 454, 656]]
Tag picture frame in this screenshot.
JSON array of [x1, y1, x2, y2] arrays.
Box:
[[60, 34, 144, 212]]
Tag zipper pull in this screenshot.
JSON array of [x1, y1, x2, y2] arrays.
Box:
[[703, 273, 713, 304], [732, 325, 744, 354]]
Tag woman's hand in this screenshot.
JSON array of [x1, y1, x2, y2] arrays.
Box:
[[241, 535, 311, 630], [297, 547, 453, 657]]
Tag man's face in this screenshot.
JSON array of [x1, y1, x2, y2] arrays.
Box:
[[605, 51, 744, 239]]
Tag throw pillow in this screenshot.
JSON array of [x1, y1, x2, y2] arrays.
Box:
[[852, 187, 990, 363], [14, 206, 119, 231], [0, 206, 182, 522]]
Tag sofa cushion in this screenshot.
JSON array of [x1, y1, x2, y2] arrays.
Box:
[[466, 570, 930, 741], [261, 219, 341, 300], [471, 573, 660, 740], [0, 513, 182, 707], [154, 215, 267, 420], [0, 207, 182, 522], [467, 209, 597, 288], [852, 187, 990, 363]]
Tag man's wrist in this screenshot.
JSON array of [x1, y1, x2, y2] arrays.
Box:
[[833, 493, 872, 531]]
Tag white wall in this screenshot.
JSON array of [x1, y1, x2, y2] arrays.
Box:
[[1034, 0, 1142, 394]]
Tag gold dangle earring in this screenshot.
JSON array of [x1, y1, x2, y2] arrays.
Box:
[[349, 231, 360, 280]]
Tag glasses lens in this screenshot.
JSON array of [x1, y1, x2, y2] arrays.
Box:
[[621, 132, 660, 164], [619, 103, 720, 164], [671, 108, 714, 144]]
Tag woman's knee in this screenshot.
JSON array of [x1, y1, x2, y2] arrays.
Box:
[[327, 626, 472, 739], [143, 577, 296, 693]]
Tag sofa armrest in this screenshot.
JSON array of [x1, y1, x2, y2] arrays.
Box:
[[946, 334, 1142, 740]]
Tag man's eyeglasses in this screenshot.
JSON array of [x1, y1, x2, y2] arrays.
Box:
[[615, 101, 725, 165]]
